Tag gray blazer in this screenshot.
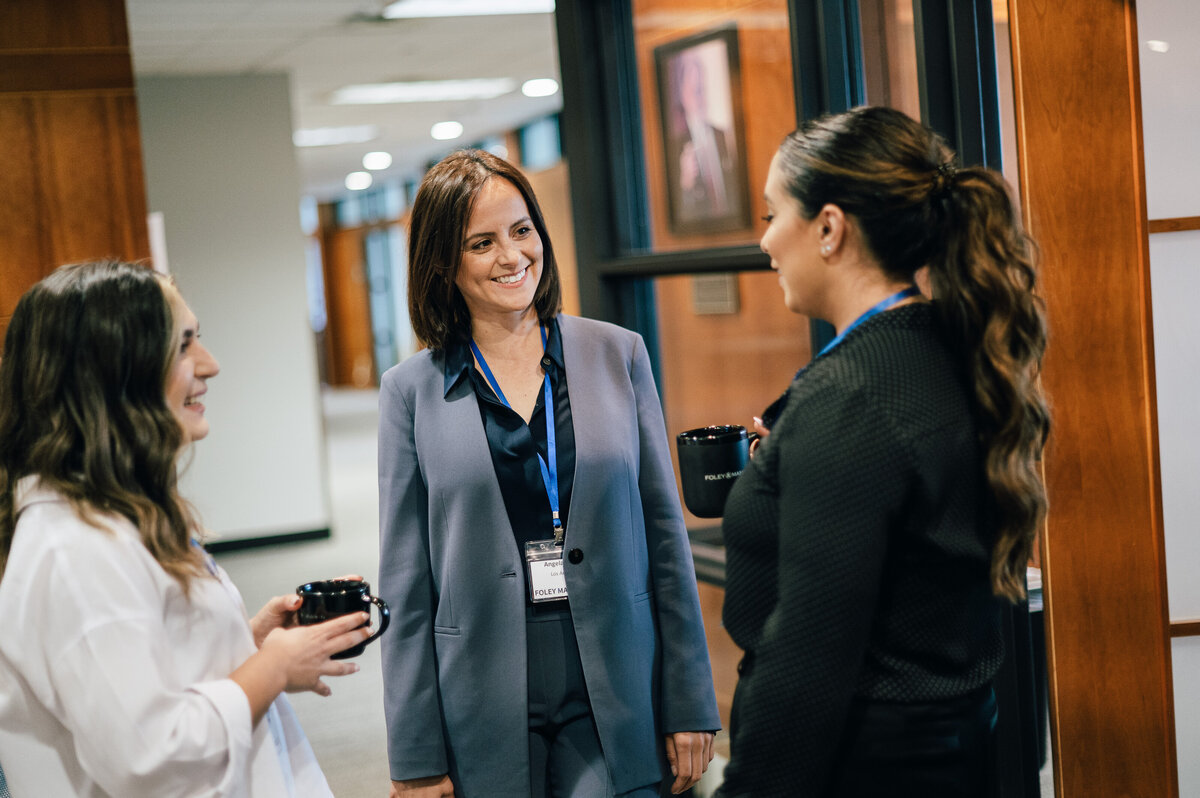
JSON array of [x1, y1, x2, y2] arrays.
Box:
[[378, 314, 720, 797]]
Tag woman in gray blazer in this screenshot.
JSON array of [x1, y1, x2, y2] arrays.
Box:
[[378, 150, 721, 798]]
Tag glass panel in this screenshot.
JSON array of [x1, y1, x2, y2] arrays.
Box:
[[632, 0, 797, 254], [654, 270, 811, 529], [858, 0, 921, 120], [992, 0, 1022, 204], [520, 114, 562, 170], [364, 229, 397, 376]]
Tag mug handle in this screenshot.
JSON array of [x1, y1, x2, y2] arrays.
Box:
[[363, 595, 390, 647]]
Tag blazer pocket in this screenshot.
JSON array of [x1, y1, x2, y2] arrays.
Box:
[[433, 625, 461, 636], [634, 589, 655, 604]]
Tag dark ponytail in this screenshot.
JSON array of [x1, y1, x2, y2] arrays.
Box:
[[777, 106, 1049, 602], [930, 166, 1049, 601]]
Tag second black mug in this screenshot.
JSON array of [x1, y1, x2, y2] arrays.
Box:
[[676, 425, 751, 518], [296, 579, 390, 659]]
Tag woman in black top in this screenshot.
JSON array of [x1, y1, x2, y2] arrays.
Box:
[[715, 107, 1049, 797]]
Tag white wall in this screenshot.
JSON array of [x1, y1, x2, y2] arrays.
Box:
[[1137, 1, 1200, 795], [1139, 1, 1200, 221], [137, 74, 330, 542]]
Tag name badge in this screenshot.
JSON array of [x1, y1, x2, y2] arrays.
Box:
[[525, 539, 568, 603]]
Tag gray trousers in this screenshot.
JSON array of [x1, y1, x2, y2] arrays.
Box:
[[525, 605, 661, 798]]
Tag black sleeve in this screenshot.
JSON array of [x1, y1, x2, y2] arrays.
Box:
[[717, 376, 915, 797]]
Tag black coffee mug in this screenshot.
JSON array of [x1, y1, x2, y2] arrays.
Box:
[[296, 579, 390, 659], [676, 425, 750, 518]]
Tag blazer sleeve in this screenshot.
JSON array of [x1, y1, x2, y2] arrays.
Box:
[[630, 335, 721, 734], [377, 368, 449, 780]]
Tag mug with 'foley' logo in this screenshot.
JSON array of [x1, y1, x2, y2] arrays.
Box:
[[676, 425, 751, 518]]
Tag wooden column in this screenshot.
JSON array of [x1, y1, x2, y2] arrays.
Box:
[[0, 0, 150, 342], [1008, 1, 1177, 795]]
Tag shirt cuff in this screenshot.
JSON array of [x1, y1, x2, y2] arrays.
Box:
[[191, 678, 253, 795]]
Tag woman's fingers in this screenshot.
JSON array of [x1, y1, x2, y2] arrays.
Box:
[[322, 611, 370, 635], [666, 732, 712, 793], [667, 734, 693, 793], [325, 660, 360, 677], [319, 612, 371, 653]]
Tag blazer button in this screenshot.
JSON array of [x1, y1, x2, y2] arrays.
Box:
[[568, 548, 584, 564], [542, 357, 552, 367]]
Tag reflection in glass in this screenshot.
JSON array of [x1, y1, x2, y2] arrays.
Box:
[[859, 0, 921, 120]]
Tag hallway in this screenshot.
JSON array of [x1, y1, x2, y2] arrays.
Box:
[[214, 388, 391, 794]]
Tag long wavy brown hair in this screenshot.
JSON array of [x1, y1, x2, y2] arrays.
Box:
[[776, 107, 1050, 602], [0, 261, 206, 591]]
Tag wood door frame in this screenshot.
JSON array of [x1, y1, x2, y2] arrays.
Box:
[[1008, 0, 1178, 794], [0, 0, 149, 342]]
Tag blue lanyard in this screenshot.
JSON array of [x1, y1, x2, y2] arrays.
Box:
[[470, 325, 563, 542], [764, 286, 921, 431], [190, 537, 220, 578], [816, 286, 921, 358]]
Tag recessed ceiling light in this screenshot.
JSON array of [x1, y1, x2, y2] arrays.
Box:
[[1147, 40, 1170, 53], [431, 121, 464, 141], [293, 125, 379, 147], [332, 79, 515, 105], [382, 0, 554, 19], [363, 151, 393, 170], [522, 78, 559, 98], [345, 171, 373, 191]]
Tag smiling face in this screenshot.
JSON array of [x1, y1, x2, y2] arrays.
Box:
[[760, 153, 828, 317], [454, 176, 544, 325], [163, 285, 220, 443]]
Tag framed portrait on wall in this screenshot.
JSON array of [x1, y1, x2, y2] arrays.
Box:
[[655, 25, 753, 237]]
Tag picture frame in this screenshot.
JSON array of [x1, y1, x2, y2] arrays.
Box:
[[654, 25, 753, 237]]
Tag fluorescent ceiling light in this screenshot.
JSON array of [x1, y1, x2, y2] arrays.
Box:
[[293, 125, 379, 147], [363, 151, 393, 170], [1146, 40, 1170, 53], [382, 0, 554, 19], [431, 121, 464, 141], [522, 78, 559, 98], [332, 79, 516, 105], [345, 171, 373, 191]]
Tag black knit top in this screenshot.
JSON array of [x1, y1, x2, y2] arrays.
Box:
[[716, 303, 1004, 797]]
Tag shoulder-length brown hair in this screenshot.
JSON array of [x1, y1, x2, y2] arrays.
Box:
[[407, 149, 562, 350], [0, 261, 206, 590]]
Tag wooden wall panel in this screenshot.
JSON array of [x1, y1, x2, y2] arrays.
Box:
[[526, 161, 582, 316], [0, 0, 130, 48], [321, 227, 376, 388], [697, 580, 742, 730], [655, 270, 810, 527], [0, 0, 148, 345], [1007, 0, 1177, 795]]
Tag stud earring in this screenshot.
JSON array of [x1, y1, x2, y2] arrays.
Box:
[[821, 245, 831, 256]]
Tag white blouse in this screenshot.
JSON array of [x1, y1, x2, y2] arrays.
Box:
[[0, 478, 333, 797]]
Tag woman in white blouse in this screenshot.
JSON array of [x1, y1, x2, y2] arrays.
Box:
[[0, 261, 370, 797]]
